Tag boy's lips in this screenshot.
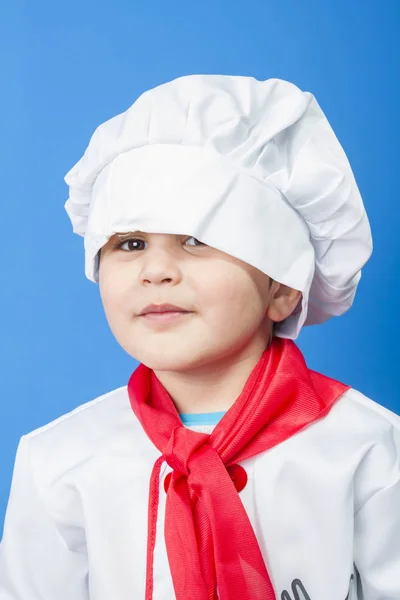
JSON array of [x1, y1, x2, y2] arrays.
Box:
[[140, 311, 193, 323], [139, 303, 190, 315]]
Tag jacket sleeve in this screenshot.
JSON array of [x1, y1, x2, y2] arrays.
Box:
[[0, 435, 89, 599], [353, 417, 400, 599]]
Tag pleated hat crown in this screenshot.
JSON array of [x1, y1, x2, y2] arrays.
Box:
[[64, 75, 372, 339]]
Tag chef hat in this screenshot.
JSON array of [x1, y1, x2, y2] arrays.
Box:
[[64, 75, 372, 339]]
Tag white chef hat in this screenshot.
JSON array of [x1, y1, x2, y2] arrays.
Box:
[[64, 75, 372, 339]]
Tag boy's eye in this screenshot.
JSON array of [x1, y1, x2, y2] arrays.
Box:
[[115, 236, 206, 252], [185, 236, 206, 247], [118, 238, 146, 252]]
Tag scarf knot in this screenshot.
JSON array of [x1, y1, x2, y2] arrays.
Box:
[[164, 425, 211, 476]]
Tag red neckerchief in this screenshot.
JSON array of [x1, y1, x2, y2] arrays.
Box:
[[127, 338, 349, 600]]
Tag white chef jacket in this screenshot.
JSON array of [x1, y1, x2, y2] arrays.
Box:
[[1, 385, 399, 599]]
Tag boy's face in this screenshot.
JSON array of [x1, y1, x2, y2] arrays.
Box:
[[99, 232, 297, 371]]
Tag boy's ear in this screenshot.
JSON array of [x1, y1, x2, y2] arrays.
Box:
[[266, 281, 302, 323]]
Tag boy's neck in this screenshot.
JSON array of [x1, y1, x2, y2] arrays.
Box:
[[153, 342, 268, 414]]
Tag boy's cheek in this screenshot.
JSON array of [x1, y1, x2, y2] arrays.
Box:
[[99, 272, 132, 312]]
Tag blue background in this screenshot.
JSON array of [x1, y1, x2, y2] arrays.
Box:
[[1, 0, 399, 534]]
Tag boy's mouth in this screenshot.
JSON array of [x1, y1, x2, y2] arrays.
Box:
[[140, 311, 192, 323], [139, 302, 190, 315]]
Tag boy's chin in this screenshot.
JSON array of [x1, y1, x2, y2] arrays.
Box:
[[129, 347, 213, 373], [137, 356, 201, 372]]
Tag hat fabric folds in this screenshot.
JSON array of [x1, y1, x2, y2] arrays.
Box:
[[64, 75, 372, 339]]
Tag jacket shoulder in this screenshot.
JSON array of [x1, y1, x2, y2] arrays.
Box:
[[21, 383, 155, 490], [25, 385, 130, 440], [339, 387, 400, 432]]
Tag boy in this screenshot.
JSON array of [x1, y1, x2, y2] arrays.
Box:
[[1, 75, 399, 599]]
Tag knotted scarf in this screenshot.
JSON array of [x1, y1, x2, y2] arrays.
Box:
[[127, 338, 349, 599]]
